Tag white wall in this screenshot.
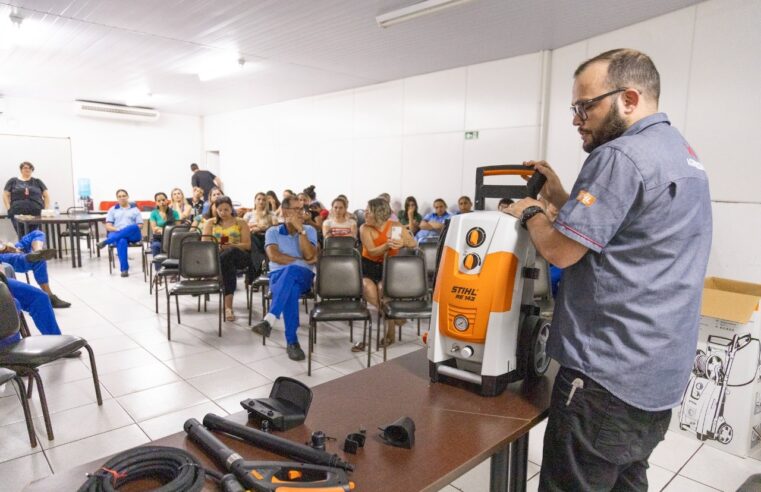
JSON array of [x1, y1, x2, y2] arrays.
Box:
[[204, 52, 548, 214], [544, 0, 761, 283], [0, 97, 203, 206]]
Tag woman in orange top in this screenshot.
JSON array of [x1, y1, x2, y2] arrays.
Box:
[[357, 198, 416, 351]]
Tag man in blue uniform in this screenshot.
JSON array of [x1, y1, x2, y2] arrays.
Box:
[[509, 49, 712, 491]]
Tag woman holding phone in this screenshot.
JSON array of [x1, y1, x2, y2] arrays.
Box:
[[202, 196, 251, 321], [357, 197, 416, 351]]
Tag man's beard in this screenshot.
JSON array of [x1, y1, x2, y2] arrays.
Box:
[[583, 104, 629, 153]]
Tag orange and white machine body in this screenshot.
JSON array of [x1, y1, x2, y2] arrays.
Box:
[[427, 165, 550, 396]]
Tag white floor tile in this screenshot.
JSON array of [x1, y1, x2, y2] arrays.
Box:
[[663, 475, 721, 491], [187, 365, 271, 400], [44, 425, 149, 473], [85, 334, 141, 355], [0, 452, 52, 492], [528, 417, 547, 466], [647, 464, 676, 491], [27, 379, 111, 420], [36, 358, 93, 385], [35, 399, 133, 449], [295, 366, 345, 388], [163, 350, 242, 379], [248, 353, 324, 380], [138, 401, 228, 440], [526, 472, 540, 492], [81, 347, 159, 375], [140, 339, 215, 361], [650, 430, 704, 472], [0, 392, 31, 427], [680, 444, 761, 491], [99, 361, 181, 397], [0, 420, 38, 462], [116, 381, 209, 422], [331, 355, 374, 375]]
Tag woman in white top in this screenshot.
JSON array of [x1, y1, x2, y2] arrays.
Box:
[[322, 197, 357, 239], [244, 192, 276, 233], [170, 188, 193, 223]]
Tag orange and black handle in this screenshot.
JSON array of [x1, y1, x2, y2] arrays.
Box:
[[474, 165, 545, 210]]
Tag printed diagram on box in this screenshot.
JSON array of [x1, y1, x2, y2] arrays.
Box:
[[679, 334, 757, 445]]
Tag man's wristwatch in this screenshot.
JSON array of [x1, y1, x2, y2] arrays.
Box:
[[520, 206, 545, 229]]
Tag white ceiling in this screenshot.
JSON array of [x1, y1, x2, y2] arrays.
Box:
[[0, 0, 704, 116]]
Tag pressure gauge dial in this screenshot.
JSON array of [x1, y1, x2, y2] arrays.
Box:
[[453, 315, 469, 332]]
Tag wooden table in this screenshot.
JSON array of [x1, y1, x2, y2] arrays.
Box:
[[15, 214, 105, 268], [24, 349, 554, 491]]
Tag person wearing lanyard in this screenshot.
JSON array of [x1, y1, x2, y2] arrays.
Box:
[[3, 161, 50, 238], [507, 49, 711, 491], [97, 189, 143, 277]]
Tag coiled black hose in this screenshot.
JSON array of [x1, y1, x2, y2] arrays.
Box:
[[77, 445, 215, 491]]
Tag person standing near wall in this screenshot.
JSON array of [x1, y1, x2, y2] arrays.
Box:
[[190, 163, 222, 200], [507, 49, 712, 491], [3, 162, 50, 238]]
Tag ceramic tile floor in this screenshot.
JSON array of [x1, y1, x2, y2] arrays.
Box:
[[1, 252, 759, 491]]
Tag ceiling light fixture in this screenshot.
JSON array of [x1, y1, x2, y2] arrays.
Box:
[[376, 0, 472, 28]]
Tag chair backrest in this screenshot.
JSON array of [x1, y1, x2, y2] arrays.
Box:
[[0, 283, 21, 340], [383, 252, 427, 300], [316, 251, 363, 299], [179, 239, 220, 279], [163, 224, 191, 254], [168, 230, 200, 259], [323, 236, 355, 252], [418, 242, 438, 283], [354, 209, 365, 229]]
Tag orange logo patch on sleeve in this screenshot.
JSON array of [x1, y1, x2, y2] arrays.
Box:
[[576, 190, 597, 207]]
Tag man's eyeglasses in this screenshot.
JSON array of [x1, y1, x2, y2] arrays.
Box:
[[570, 88, 625, 122]]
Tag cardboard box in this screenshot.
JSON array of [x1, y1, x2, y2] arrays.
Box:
[[670, 277, 761, 458]]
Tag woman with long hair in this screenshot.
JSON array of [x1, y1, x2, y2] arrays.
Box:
[[149, 191, 179, 257], [398, 196, 422, 236], [323, 196, 356, 238], [357, 198, 416, 351], [170, 188, 193, 222], [202, 196, 251, 321]]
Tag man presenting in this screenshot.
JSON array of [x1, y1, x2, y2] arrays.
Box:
[[252, 197, 317, 361], [508, 49, 711, 490]]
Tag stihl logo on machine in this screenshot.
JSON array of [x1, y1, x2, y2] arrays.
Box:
[[576, 190, 597, 207], [451, 286, 478, 301]]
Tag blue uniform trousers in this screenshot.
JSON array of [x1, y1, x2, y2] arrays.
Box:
[[104, 224, 142, 272], [268, 265, 314, 345]]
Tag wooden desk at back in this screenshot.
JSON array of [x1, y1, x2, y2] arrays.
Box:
[[24, 349, 554, 492], [15, 214, 105, 268]]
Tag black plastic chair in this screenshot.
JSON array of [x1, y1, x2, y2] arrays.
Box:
[[166, 238, 223, 340], [108, 233, 147, 280], [378, 251, 432, 361], [308, 250, 372, 375], [0, 368, 36, 447], [323, 236, 356, 253], [149, 223, 189, 294], [418, 241, 439, 292], [154, 229, 200, 313], [0, 282, 102, 441]]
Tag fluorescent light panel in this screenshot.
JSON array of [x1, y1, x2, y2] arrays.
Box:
[[376, 0, 472, 28]]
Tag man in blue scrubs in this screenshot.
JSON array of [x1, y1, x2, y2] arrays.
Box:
[[252, 196, 317, 361], [97, 189, 143, 277], [509, 49, 712, 491]]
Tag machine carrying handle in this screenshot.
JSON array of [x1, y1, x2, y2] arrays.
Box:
[[474, 165, 544, 210]]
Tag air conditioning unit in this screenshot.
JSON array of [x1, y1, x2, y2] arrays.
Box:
[[74, 100, 160, 122]]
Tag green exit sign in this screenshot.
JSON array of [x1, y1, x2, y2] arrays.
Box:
[[465, 131, 479, 140]]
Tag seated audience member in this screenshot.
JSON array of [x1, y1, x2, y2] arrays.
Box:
[[0, 231, 70, 307], [336, 194, 357, 220], [457, 196, 473, 214], [244, 192, 277, 255], [98, 189, 143, 277], [170, 188, 193, 222], [378, 193, 399, 221], [265, 190, 281, 218], [498, 197, 514, 213], [297, 192, 320, 230], [398, 196, 423, 236], [202, 196, 251, 321], [251, 196, 318, 361], [308, 201, 328, 230], [357, 198, 416, 351], [415, 198, 451, 243], [1, 273, 77, 355], [201, 187, 224, 216], [323, 197, 356, 239], [149, 192, 180, 257], [188, 186, 205, 222]]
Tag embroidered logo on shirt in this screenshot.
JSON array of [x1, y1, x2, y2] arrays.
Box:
[[576, 190, 597, 207]]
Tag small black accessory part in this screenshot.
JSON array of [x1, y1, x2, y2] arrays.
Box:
[[378, 416, 416, 449], [342, 431, 367, 454], [241, 376, 313, 431]]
